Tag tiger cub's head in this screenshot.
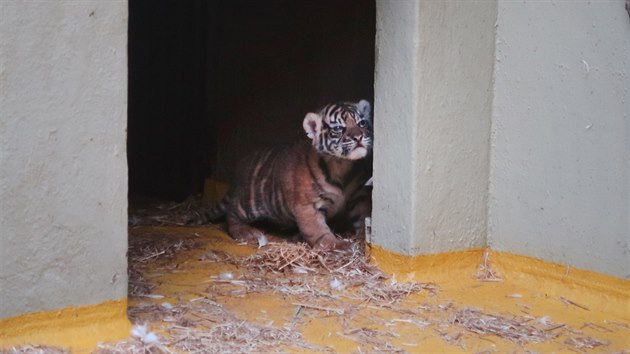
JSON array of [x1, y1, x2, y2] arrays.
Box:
[[302, 100, 372, 160]]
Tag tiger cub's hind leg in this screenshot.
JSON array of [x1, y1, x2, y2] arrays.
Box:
[[346, 187, 372, 240], [327, 187, 372, 241]]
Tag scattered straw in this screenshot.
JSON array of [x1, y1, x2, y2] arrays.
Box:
[[564, 336, 609, 350], [342, 327, 406, 353], [452, 308, 561, 345], [1, 346, 70, 354], [235, 242, 378, 276], [198, 250, 233, 262], [210, 241, 435, 305], [359, 280, 436, 305], [93, 338, 171, 354], [166, 300, 326, 353], [604, 320, 630, 330], [563, 264, 571, 279], [560, 297, 590, 311], [127, 303, 193, 327], [129, 196, 206, 227], [581, 322, 613, 333], [129, 236, 200, 265], [121, 222, 612, 353], [128, 267, 155, 298], [292, 302, 345, 315], [168, 320, 314, 354], [101, 297, 330, 354], [128, 233, 201, 297], [434, 328, 464, 347], [447, 307, 613, 351], [476, 249, 502, 282]]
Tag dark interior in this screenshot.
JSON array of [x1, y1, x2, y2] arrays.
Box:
[[128, 0, 376, 201]]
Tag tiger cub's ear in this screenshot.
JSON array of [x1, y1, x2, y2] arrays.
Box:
[[357, 99, 371, 120], [303, 112, 322, 140]]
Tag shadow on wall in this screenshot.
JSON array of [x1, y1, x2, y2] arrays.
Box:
[[128, 0, 375, 201]]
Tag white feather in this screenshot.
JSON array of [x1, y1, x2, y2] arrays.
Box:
[[131, 324, 160, 344], [330, 277, 345, 290], [219, 272, 234, 280], [257, 234, 268, 248]]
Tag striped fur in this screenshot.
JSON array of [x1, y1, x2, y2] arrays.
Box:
[[193, 100, 372, 249]]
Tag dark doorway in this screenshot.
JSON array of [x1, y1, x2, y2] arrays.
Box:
[[128, 0, 376, 201]]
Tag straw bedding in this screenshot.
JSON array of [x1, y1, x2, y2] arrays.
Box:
[[4, 212, 619, 353]]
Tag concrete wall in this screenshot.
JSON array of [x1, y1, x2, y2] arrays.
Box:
[[0, 1, 128, 318], [372, 0, 419, 253], [374, 0, 628, 278], [488, 0, 630, 278], [373, 0, 496, 254]]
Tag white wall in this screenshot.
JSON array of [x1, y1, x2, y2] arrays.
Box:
[[373, 0, 496, 255], [0, 1, 128, 318], [489, 0, 630, 278]]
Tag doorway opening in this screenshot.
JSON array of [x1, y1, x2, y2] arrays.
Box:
[[127, 0, 376, 203]]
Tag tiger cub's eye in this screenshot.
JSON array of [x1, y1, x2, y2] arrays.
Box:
[[357, 120, 367, 128]]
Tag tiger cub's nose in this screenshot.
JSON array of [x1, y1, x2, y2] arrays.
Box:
[[347, 127, 363, 142]]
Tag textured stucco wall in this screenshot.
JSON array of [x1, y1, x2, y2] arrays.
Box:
[[488, 0, 629, 278], [373, 0, 496, 254], [373, 0, 419, 253], [0, 1, 128, 318], [412, 0, 496, 253]]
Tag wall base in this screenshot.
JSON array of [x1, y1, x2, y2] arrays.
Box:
[[371, 246, 629, 318], [0, 299, 130, 353]]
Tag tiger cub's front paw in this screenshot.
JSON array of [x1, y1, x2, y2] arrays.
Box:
[[312, 234, 351, 251]]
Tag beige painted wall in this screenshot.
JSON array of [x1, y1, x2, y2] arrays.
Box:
[[374, 0, 628, 278], [0, 1, 128, 318], [488, 0, 630, 278], [373, 0, 496, 254], [372, 0, 419, 253]]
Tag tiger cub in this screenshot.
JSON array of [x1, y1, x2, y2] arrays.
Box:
[[193, 100, 372, 250]]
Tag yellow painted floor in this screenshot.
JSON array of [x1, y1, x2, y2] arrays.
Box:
[[119, 224, 629, 354]]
